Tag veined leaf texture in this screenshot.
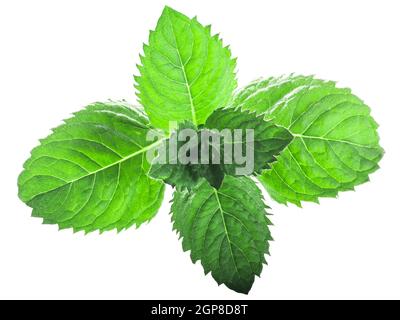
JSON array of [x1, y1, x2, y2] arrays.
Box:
[[17, 7, 383, 294]]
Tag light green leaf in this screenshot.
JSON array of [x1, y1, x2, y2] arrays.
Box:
[[205, 107, 293, 174], [171, 176, 272, 294], [233, 75, 384, 206], [135, 6, 237, 132], [18, 101, 165, 233]]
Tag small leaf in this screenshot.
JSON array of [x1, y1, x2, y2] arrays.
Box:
[[171, 176, 272, 294], [135, 6, 237, 132], [18, 101, 165, 233], [233, 75, 384, 206], [149, 121, 224, 189], [150, 108, 292, 189], [205, 107, 293, 174]]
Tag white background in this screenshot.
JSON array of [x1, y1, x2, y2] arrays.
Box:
[[0, 0, 399, 300]]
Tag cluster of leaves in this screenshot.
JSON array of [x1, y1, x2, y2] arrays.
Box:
[[18, 7, 383, 294]]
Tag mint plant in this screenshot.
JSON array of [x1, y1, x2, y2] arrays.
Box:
[[18, 7, 383, 294]]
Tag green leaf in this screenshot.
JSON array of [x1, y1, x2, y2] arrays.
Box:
[[205, 107, 293, 174], [149, 121, 224, 189], [233, 75, 384, 206], [135, 6, 237, 132], [171, 176, 272, 294], [18, 101, 165, 233]]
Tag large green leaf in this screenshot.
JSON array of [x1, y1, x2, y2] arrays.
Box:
[[233, 75, 384, 206], [135, 6, 237, 132], [205, 107, 293, 175], [171, 176, 272, 294], [18, 101, 165, 233]]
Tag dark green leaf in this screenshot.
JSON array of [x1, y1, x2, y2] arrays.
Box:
[[171, 176, 272, 294]]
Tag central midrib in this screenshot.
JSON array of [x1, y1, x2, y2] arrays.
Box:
[[26, 139, 165, 203], [165, 10, 198, 126], [213, 189, 240, 277], [292, 133, 376, 149]]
